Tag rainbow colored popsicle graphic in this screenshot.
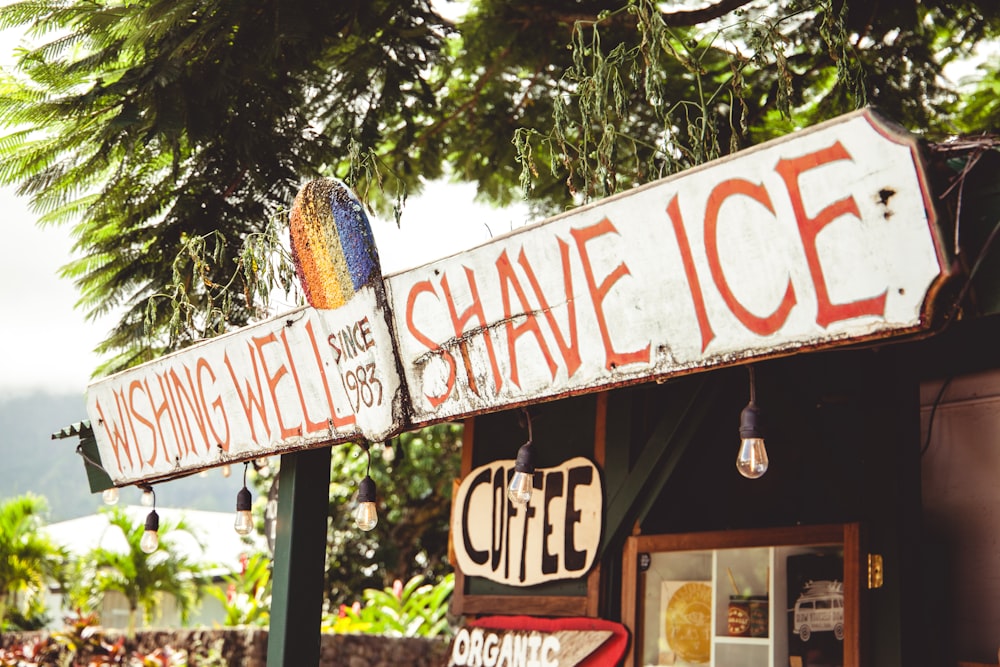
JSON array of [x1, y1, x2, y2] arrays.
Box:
[[289, 178, 382, 309]]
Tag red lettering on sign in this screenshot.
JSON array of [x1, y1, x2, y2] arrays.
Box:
[[705, 178, 796, 335], [160, 372, 189, 460], [281, 327, 327, 434], [224, 347, 271, 444], [570, 219, 650, 370], [775, 141, 887, 327], [130, 380, 159, 467], [666, 194, 716, 352], [94, 394, 134, 473], [196, 357, 230, 450], [167, 368, 202, 456], [405, 280, 456, 408], [304, 319, 356, 428], [496, 250, 558, 388], [441, 267, 503, 394], [517, 242, 582, 377], [149, 374, 182, 464], [252, 333, 300, 439]]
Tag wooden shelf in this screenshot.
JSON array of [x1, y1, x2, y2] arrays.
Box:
[[621, 523, 862, 667]]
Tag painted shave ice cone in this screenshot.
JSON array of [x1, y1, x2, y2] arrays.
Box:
[[289, 178, 382, 309]]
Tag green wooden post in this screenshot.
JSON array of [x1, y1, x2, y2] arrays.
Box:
[[267, 445, 332, 666]]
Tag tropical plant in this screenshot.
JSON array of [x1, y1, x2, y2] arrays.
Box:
[[70, 506, 210, 636], [1, 0, 998, 373], [316, 423, 462, 608], [323, 573, 454, 638], [0, 493, 65, 630], [206, 552, 272, 627]]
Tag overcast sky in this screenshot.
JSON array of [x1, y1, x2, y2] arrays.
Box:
[[0, 177, 528, 399], [0, 24, 529, 398]]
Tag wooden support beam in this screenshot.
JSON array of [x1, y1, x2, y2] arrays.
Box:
[[601, 375, 721, 556], [267, 446, 332, 666]]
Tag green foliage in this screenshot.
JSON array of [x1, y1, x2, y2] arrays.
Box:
[[514, 0, 1000, 204], [0, 0, 449, 375], [206, 552, 271, 627], [1, 0, 999, 369], [0, 493, 66, 630], [69, 507, 210, 636], [316, 423, 462, 608], [323, 573, 454, 638]]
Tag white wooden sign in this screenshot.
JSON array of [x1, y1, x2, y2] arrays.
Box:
[[451, 457, 602, 586], [386, 109, 945, 423], [87, 291, 401, 485], [84, 110, 948, 486]]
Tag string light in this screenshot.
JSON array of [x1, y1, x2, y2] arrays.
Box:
[[507, 408, 535, 506], [234, 462, 254, 535], [140, 487, 159, 554], [139, 485, 154, 507], [101, 487, 119, 505], [354, 444, 378, 531], [736, 365, 769, 479]]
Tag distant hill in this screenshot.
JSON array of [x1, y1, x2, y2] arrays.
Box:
[[0, 392, 240, 521]]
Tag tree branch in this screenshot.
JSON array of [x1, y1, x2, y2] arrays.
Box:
[[661, 0, 759, 27], [553, 0, 759, 29]]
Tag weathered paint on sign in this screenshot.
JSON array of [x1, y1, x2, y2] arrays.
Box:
[[448, 616, 629, 667], [87, 178, 406, 486], [451, 457, 602, 587], [85, 110, 948, 486], [87, 297, 401, 485], [386, 109, 946, 423], [449, 628, 610, 667]]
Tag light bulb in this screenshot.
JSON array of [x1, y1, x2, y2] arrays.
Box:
[[140, 488, 154, 506], [507, 471, 533, 505], [140, 510, 159, 554], [102, 488, 119, 505], [234, 486, 253, 535], [140, 530, 159, 554], [234, 511, 254, 535], [221, 464, 232, 478], [507, 441, 535, 506], [354, 501, 378, 531], [355, 475, 378, 531], [736, 436, 769, 479], [737, 396, 768, 479]]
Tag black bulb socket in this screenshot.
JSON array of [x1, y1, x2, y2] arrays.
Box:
[[514, 442, 535, 474], [358, 475, 376, 504], [144, 509, 159, 532], [739, 401, 763, 440], [236, 486, 252, 512]]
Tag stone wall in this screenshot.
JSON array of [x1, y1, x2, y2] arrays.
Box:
[[0, 628, 450, 666]]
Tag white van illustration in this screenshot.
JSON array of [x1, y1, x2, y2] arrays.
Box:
[[792, 580, 844, 642]]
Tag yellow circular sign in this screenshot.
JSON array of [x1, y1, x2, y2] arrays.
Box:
[[665, 582, 712, 664]]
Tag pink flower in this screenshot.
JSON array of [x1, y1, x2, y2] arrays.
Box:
[[393, 579, 403, 599]]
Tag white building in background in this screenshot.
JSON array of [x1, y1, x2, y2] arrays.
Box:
[[44, 506, 266, 630]]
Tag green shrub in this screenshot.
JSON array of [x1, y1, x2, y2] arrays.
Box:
[[323, 573, 453, 638]]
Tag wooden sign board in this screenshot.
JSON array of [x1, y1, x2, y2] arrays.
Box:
[[448, 616, 629, 667], [87, 296, 401, 485], [451, 457, 602, 586], [386, 109, 945, 423], [85, 110, 947, 486]]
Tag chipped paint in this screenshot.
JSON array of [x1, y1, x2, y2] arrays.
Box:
[[387, 109, 948, 423], [85, 109, 949, 485]]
